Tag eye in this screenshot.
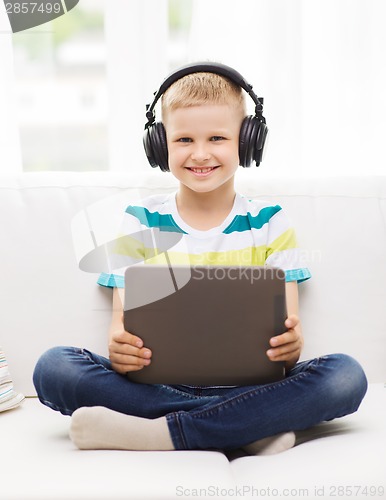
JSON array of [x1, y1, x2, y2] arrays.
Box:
[[210, 136, 225, 142], [177, 137, 192, 143]]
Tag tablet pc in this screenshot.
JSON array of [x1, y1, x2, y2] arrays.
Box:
[[124, 264, 286, 386]]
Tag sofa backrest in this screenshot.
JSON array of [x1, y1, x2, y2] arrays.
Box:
[[1, 171, 385, 395]]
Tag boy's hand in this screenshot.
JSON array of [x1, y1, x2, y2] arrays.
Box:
[[109, 316, 152, 374], [266, 314, 303, 371]]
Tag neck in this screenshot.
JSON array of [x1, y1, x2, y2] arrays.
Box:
[[175, 181, 237, 231], [176, 182, 236, 214]]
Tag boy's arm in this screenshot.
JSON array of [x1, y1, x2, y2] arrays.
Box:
[[108, 288, 152, 374], [266, 281, 304, 372]]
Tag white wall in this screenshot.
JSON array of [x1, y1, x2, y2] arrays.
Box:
[[188, 0, 386, 177], [0, 6, 22, 172]]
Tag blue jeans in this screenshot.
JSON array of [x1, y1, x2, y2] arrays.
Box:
[[33, 347, 367, 450]]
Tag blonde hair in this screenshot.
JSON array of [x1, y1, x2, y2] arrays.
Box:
[[161, 72, 246, 119]]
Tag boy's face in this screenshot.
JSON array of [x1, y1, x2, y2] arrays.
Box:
[[164, 104, 242, 195]]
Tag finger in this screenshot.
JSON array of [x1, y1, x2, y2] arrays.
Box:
[[110, 351, 151, 367], [113, 330, 144, 348], [267, 336, 302, 357], [111, 345, 152, 361], [270, 331, 297, 347], [110, 341, 152, 358], [112, 362, 146, 375], [267, 344, 300, 361], [285, 314, 299, 329]]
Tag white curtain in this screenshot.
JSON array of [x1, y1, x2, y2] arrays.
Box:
[[3, 0, 385, 176], [104, 0, 169, 172], [188, 0, 386, 177], [0, 4, 22, 173]]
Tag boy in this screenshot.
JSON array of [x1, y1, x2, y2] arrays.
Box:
[[33, 63, 367, 454]]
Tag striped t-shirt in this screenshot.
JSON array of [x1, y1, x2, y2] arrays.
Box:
[[97, 192, 311, 288]]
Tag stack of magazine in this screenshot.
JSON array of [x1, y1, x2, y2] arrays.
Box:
[[0, 347, 24, 412]]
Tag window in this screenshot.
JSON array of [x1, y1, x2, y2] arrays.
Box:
[[13, 0, 106, 171], [11, 0, 194, 172]]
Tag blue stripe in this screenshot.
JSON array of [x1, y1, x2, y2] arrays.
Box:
[[97, 273, 125, 288], [125, 206, 187, 234], [223, 205, 282, 234], [285, 268, 312, 283], [0, 388, 13, 398]]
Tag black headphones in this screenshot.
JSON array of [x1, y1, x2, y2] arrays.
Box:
[[143, 62, 268, 172]]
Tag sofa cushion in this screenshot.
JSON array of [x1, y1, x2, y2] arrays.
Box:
[[1, 384, 385, 500], [2, 398, 234, 500], [231, 384, 386, 495]]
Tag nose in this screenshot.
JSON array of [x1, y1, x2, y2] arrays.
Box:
[[190, 143, 211, 163]]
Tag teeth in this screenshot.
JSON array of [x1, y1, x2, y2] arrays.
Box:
[[191, 167, 214, 173]]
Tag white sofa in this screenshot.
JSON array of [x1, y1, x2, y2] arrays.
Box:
[[1, 171, 385, 500]]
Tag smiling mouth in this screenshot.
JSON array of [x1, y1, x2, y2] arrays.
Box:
[[187, 166, 219, 174]]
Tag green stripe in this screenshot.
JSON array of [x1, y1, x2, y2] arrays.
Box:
[[266, 228, 297, 257], [125, 206, 187, 233], [223, 205, 282, 234], [142, 246, 267, 266]]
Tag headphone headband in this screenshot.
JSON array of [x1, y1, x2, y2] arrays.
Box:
[[145, 62, 264, 128]]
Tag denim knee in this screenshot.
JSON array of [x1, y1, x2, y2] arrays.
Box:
[[322, 353, 368, 416], [33, 346, 78, 401]]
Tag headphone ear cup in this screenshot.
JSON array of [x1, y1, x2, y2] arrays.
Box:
[[143, 122, 169, 171], [253, 120, 268, 167], [143, 125, 157, 169], [239, 116, 256, 168], [239, 116, 267, 167]]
